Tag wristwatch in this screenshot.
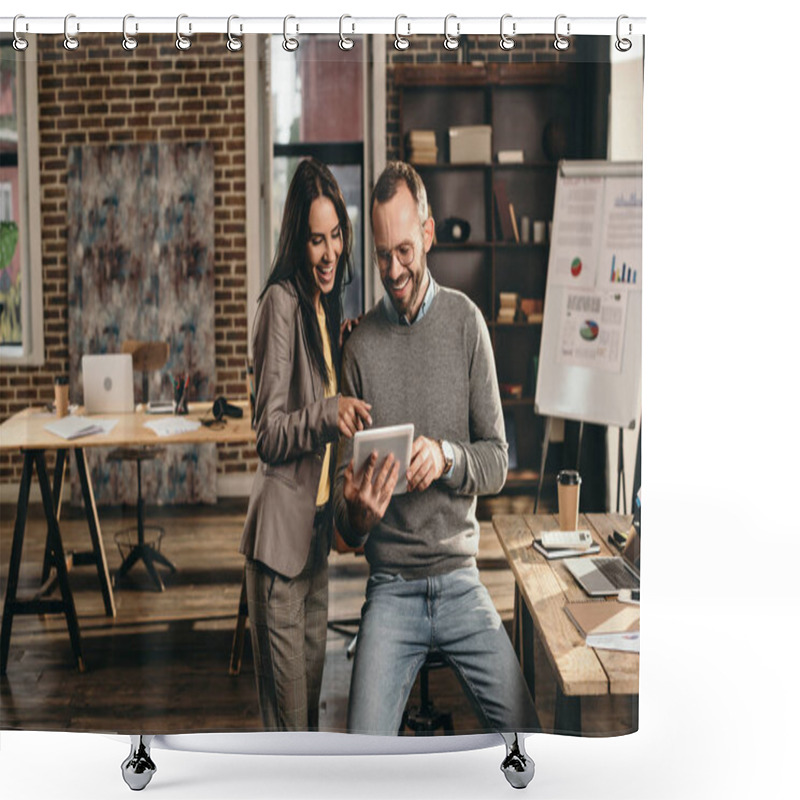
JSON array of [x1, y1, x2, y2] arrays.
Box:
[[436, 439, 454, 478]]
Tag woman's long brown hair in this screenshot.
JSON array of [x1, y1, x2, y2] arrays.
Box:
[[259, 158, 353, 389]]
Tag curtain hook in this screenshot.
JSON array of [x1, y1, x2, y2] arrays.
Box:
[[394, 15, 410, 51], [176, 14, 192, 51], [283, 15, 299, 51], [500, 14, 516, 51], [12, 15, 29, 51], [443, 14, 460, 51], [227, 15, 243, 52], [339, 15, 355, 51], [615, 15, 633, 52], [553, 14, 570, 51], [64, 13, 80, 51], [122, 14, 138, 51]]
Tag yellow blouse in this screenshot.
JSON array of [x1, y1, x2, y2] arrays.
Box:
[[315, 303, 337, 506]]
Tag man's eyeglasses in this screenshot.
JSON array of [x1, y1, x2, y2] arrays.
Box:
[[374, 242, 415, 270]]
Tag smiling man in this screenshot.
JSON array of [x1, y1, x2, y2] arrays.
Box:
[[333, 162, 539, 736]]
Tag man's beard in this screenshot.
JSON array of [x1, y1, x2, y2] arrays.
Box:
[[387, 258, 427, 320]]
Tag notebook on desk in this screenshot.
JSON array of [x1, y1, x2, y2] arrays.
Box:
[[82, 354, 135, 414]]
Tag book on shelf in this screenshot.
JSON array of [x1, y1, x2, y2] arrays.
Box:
[[497, 308, 517, 324], [493, 180, 515, 241], [497, 291, 519, 322], [499, 291, 519, 308], [564, 600, 640, 652], [520, 298, 544, 324], [508, 202, 520, 243], [496, 149, 525, 165], [408, 129, 436, 144], [409, 148, 438, 164], [407, 130, 438, 164]]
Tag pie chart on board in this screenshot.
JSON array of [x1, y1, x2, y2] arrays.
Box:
[[580, 320, 599, 341], [571, 257, 582, 277]]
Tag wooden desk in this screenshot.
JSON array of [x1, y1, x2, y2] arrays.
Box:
[[492, 512, 638, 735], [0, 402, 254, 675]]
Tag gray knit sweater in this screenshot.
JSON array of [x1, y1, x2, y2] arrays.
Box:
[[333, 283, 508, 579]]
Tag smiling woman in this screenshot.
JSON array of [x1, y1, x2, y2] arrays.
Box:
[[241, 158, 372, 731], [306, 196, 344, 300]]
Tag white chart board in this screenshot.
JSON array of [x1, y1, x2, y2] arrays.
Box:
[[535, 160, 642, 429]]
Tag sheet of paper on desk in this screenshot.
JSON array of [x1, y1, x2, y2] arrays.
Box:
[[44, 416, 118, 440], [144, 417, 202, 437], [586, 631, 640, 653]]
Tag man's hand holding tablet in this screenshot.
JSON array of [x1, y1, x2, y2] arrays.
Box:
[[344, 424, 414, 535], [343, 450, 400, 536]]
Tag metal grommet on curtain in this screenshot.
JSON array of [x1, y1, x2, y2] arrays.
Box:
[[339, 15, 354, 51], [553, 14, 570, 51], [615, 15, 632, 52], [443, 14, 460, 51], [227, 15, 243, 52], [283, 15, 299, 52], [12, 15, 29, 51], [176, 14, 192, 51], [394, 15, 410, 51], [499, 14, 515, 50], [64, 13, 80, 51], [122, 14, 138, 51]]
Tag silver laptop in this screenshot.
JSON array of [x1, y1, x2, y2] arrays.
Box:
[[564, 551, 640, 597], [82, 354, 135, 414]]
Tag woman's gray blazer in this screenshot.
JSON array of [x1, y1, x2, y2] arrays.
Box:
[[240, 280, 339, 578]]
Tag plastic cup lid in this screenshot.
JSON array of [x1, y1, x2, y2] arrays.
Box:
[[557, 469, 581, 485]]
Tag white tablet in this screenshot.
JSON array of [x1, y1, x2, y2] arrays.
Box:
[[352, 423, 414, 496]]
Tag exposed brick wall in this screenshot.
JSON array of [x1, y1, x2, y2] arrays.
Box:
[[0, 33, 254, 486]]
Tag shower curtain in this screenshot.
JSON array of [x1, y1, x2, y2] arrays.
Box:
[[0, 23, 642, 745]]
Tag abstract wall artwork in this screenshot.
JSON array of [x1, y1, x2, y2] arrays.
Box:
[[67, 142, 217, 505]]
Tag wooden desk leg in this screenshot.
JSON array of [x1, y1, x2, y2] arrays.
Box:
[[0, 451, 35, 676], [74, 448, 116, 618], [33, 450, 86, 672], [512, 584, 520, 655], [515, 585, 536, 700], [554, 687, 581, 735], [40, 448, 67, 586], [229, 567, 249, 676]]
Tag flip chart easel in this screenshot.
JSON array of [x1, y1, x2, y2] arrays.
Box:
[[533, 160, 642, 513]]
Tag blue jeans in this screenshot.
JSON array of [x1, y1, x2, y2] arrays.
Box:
[[347, 566, 539, 735]]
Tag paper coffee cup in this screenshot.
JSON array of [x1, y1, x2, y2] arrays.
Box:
[[557, 469, 581, 531], [54, 376, 69, 418]]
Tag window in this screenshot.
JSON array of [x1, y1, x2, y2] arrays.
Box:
[[269, 35, 365, 320], [0, 39, 43, 364]]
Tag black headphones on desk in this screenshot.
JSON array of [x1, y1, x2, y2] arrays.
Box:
[[212, 396, 244, 421]]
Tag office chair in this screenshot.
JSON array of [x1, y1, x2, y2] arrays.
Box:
[[108, 340, 176, 592]]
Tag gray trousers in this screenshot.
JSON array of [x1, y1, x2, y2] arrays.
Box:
[[245, 510, 330, 731]]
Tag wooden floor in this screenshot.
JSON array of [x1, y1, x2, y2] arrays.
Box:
[[0, 497, 631, 736]]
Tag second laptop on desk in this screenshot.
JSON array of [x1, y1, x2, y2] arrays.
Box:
[[564, 551, 640, 597], [82, 354, 135, 414]]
